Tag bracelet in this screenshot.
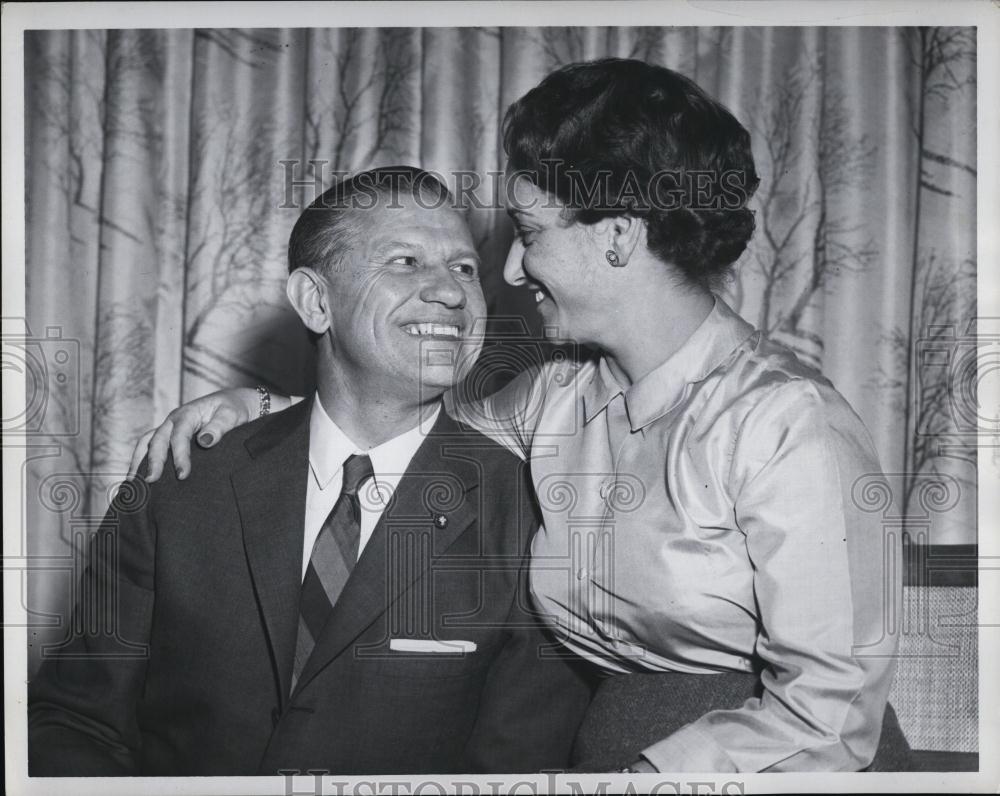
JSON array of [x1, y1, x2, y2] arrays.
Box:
[[256, 385, 271, 418]]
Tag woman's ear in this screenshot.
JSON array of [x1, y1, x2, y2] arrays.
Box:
[[605, 215, 645, 268], [286, 268, 331, 334]]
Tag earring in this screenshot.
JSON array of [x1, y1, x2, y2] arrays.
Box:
[[606, 250, 623, 267]]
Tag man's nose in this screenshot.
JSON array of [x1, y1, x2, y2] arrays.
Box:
[[419, 267, 466, 308], [503, 239, 527, 287]]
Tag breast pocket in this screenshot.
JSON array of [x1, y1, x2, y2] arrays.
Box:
[[362, 556, 514, 679], [367, 636, 499, 680]]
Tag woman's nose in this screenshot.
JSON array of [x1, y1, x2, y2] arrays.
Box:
[[503, 238, 527, 286]]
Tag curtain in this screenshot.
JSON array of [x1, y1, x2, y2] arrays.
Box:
[[22, 27, 977, 668]]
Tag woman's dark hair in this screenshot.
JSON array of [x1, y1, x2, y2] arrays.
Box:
[[502, 58, 759, 289]]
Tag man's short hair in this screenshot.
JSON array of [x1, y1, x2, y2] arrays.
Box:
[[288, 166, 454, 274]]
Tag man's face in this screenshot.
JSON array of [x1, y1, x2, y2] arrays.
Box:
[[319, 193, 486, 402]]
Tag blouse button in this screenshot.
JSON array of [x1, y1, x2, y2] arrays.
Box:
[[576, 567, 588, 581]]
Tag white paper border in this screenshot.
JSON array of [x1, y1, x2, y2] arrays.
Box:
[[3, 2, 997, 794]]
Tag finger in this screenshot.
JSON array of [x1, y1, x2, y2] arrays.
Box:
[[128, 429, 156, 479], [168, 409, 205, 480], [197, 404, 243, 448], [144, 420, 174, 483]]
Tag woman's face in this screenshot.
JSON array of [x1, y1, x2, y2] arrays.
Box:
[[502, 177, 604, 343]]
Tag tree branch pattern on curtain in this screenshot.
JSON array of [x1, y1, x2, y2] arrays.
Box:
[[23, 26, 977, 669]]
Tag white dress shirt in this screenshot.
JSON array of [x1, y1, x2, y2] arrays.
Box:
[[303, 396, 439, 580]]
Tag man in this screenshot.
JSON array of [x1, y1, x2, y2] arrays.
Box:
[[28, 167, 592, 776]]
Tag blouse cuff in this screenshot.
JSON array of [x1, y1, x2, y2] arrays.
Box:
[[641, 723, 739, 773]]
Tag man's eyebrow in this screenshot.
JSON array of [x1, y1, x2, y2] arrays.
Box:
[[377, 240, 421, 248], [371, 240, 423, 254], [372, 240, 479, 262]]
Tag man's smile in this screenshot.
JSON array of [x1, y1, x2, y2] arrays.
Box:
[[401, 322, 463, 339]]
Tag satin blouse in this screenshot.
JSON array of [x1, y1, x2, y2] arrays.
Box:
[[447, 297, 899, 772]]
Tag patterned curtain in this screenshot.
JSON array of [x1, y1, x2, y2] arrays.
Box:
[[22, 27, 977, 668]]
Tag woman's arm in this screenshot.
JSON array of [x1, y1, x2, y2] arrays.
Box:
[[129, 388, 298, 481], [131, 360, 561, 480], [444, 362, 553, 460], [642, 380, 899, 772]]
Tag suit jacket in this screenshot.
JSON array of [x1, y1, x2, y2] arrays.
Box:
[[29, 398, 593, 775]]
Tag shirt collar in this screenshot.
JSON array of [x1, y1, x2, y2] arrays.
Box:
[[581, 357, 625, 424], [309, 394, 441, 490], [581, 296, 757, 432]]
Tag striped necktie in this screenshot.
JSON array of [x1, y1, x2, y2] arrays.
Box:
[[292, 453, 374, 692]]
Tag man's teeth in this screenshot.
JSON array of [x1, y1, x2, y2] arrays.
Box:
[[403, 323, 461, 338], [535, 291, 546, 304]]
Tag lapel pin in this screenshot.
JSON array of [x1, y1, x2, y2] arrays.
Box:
[[434, 514, 448, 529]]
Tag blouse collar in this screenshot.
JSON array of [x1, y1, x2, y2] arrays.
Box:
[[582, 296, 757, 432]]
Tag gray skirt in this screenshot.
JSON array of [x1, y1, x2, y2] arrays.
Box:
[[571, 671, 911, 772]]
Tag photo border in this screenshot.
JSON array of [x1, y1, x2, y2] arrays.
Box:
[[3, 2, 997, 794]]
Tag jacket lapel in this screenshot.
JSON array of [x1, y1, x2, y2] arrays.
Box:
[[231, 398, 313, 708], [292, 409, 480, 694]]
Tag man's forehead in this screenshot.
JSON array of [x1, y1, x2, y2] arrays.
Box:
[[373, 207, 469, 232], [365, 208, 476, 252], [352, 193, 466, 227]]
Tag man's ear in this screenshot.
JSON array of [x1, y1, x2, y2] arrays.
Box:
[[286, 267, 331, 334], [591, 214, 645, 268]]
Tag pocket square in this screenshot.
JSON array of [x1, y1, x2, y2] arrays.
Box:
[[389, 638, 477, 654]]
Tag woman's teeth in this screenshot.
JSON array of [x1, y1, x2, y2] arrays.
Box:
[[403, 323, 461, 338], [535, 291, 546, 304]]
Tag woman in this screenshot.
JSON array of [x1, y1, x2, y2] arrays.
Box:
[[134, 59, 908, 772]]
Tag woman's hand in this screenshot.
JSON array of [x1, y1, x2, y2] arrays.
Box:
[[128, 388, 263, 481]]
